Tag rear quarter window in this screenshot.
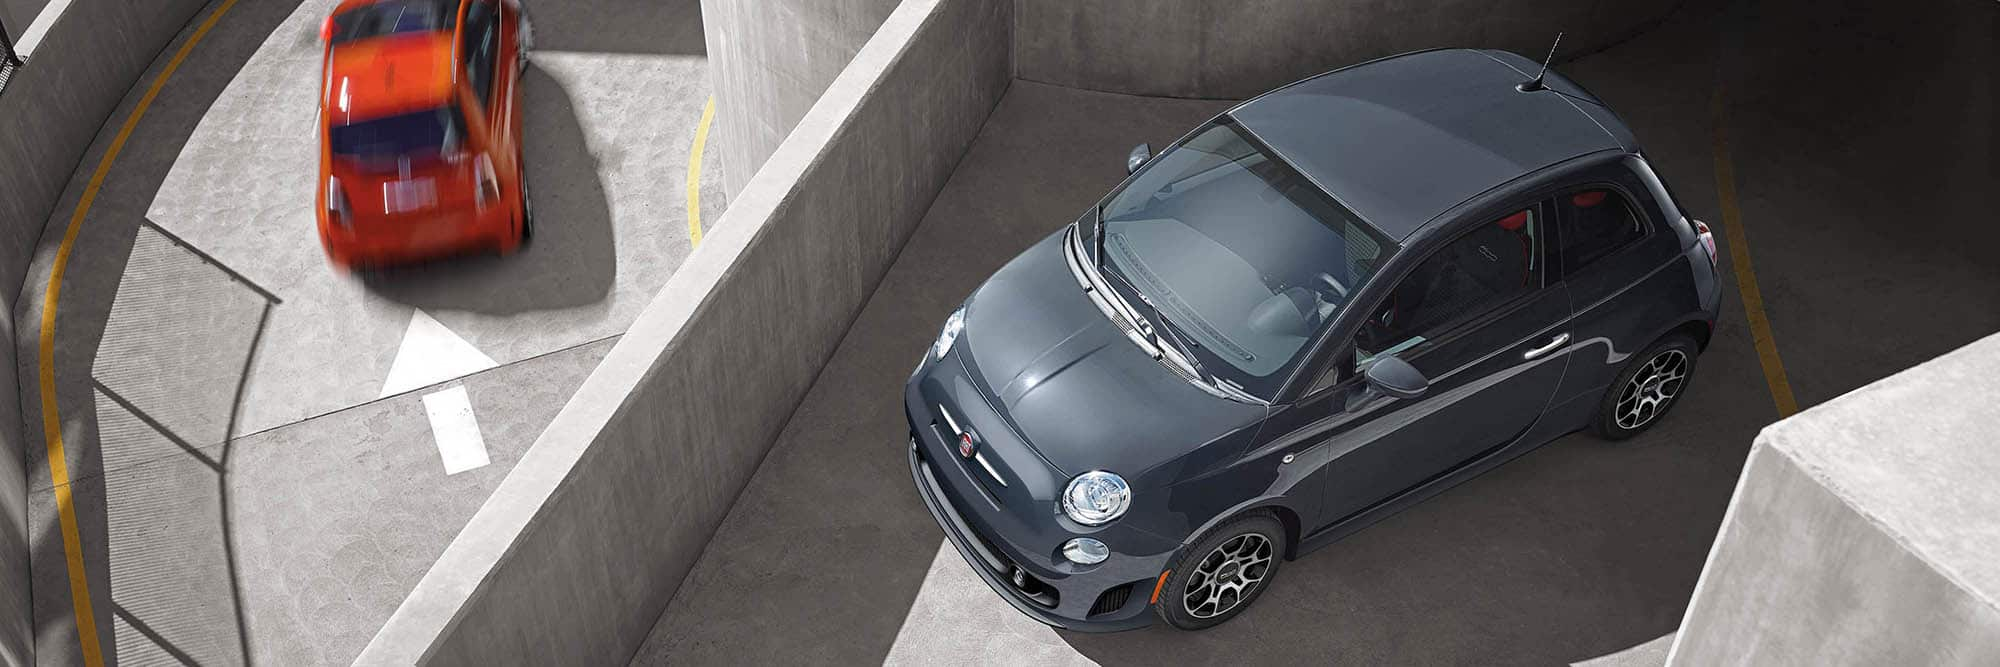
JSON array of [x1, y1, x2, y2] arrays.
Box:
[[1556, 187, 1649, 276]]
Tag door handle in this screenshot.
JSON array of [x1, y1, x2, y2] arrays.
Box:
[[1523, 333, 1570, 360]]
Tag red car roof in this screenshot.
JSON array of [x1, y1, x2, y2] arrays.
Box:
[[323, 31, 458, 125]]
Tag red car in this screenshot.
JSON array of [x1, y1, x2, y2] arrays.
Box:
[[316, 0, 532, 269]]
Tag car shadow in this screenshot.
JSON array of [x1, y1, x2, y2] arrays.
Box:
[[359, 64, 617, 315]]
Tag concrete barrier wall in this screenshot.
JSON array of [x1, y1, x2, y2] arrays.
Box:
[[1011, 0, 1681, 99], [700, 0, 901, 197], [1669, 333, 2000, 664], [356, 0, 1012, 663], [0, 0, 212, 663]]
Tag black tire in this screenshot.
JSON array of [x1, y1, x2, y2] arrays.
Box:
[[1591, 333, 1699, 440], [1154, 512, 1285, 631]]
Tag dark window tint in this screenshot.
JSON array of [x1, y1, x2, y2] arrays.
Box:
[[1357, 209, 1541, 362], [461, 0, 499, 103], [330, 0, 459, 44], [1557, 188, 1646, 274], [329, 106, 467, 168]]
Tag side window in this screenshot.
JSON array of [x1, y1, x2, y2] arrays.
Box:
[[1556, 188, 1646, 275], [460, 1, 499, 105], [1355, 208, 1542, 367]]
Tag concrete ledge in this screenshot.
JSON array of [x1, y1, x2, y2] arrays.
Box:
[[356, 0, 1012, 663], [1670, 332, 2000, 664], [1012, 0, 1681, 99]]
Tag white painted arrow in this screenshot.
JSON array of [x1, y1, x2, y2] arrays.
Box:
[[380, 309, 498, 398]]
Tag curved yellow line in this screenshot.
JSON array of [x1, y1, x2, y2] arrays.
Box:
[[685, 96, 715, 247], [1708, 88, 1797, 418], [39, 1, 240, 664]]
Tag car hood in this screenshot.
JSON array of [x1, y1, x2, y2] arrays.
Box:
[[960, 228, 1267, 477]]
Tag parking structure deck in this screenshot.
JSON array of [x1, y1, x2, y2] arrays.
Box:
[[631, 0, 1998, 663]]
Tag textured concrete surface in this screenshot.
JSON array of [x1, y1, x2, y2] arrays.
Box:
[[1012, 0, 1679, 99], [0, 0, 48, 42], [700, 0, 899, 195], [359, 0, 1010, 663], [633, 0, 1998, 663], [12, 0, 721, 663], [1671, 335, 2000, 664], [29, 337, 613, 665]]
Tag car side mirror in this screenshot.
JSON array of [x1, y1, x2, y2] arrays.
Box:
[[1363, 356, 1428, 400], [1126, 143, 1152, 174]]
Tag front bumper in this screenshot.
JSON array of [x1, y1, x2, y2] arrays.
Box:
[[908, 439, 1165, 632]]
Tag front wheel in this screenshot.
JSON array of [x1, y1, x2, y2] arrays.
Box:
[[1591, 333, 1699, 440], [1154, 512, 1285, 631]]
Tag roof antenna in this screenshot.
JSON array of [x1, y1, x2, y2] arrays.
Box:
[[1517, 32, 1564, 92]]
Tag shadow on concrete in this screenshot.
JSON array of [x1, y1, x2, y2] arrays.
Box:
[[360, 65, 617, 315], [527, 0, 706, 56]]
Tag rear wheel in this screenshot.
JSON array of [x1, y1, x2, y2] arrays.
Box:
[[1154, 512, 1284, 631], [1591, 333, 1698, 440]]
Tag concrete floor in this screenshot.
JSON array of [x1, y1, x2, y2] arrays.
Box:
[[15, 0, 722, 663], [632, 0, 1996, 664]]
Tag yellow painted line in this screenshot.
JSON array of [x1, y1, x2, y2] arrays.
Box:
[[685, 95, 716, 247], [1709, 88, 1799, 418], [38, 1, 240, 663]]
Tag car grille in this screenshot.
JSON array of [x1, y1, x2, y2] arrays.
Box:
[[1089, 583, 1134, 618]]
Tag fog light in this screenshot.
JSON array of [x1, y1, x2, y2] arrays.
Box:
[[1062, 537, 1109, 565]]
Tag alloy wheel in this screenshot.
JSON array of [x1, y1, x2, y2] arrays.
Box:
[[1183, 533, 1274, 619], [1615, 349, 1688, 430]]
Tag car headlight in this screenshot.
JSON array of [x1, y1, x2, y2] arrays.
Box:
[[1061, 471, 1130, 526], [932, 305, 966, 361]]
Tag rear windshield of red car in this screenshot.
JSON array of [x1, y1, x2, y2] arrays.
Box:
[[329, 106, 467, 167], [329, 0, 459, 44]]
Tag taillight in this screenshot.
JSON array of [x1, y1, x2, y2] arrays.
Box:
[[1693, 219, 1717, 264], [474, 154, 500, 209], [326, 176, 352, 227]]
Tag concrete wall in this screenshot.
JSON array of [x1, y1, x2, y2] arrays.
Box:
[[700, 0, 901, 197], [1669, 333, 2000, 665], [355, 0, 1012, 663], [1012, 0, 1682, 99], [0, 0, 212, 663]]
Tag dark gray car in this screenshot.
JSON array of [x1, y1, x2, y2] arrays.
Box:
[[906, 48, 1723, 632]]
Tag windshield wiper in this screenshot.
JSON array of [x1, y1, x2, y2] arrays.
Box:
[[1093, 205, 1108, 267]]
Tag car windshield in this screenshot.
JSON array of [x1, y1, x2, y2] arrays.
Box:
[[329, 0, 459, 45], [329, 106, 466, 169], [1097, 119, 1395, 400]]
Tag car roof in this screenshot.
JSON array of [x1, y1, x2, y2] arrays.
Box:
[[324, 31, 458, 124], [1227, 49, 1637, 241]]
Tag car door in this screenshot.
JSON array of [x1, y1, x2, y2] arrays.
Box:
[[1546, 170, 1691, 411], [1264, 203, 1576, 533]]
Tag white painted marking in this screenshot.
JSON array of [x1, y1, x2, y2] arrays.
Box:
[[14, 0, 75, 56], [381, 309, 498, 398], [421, 386, 490, 475]]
